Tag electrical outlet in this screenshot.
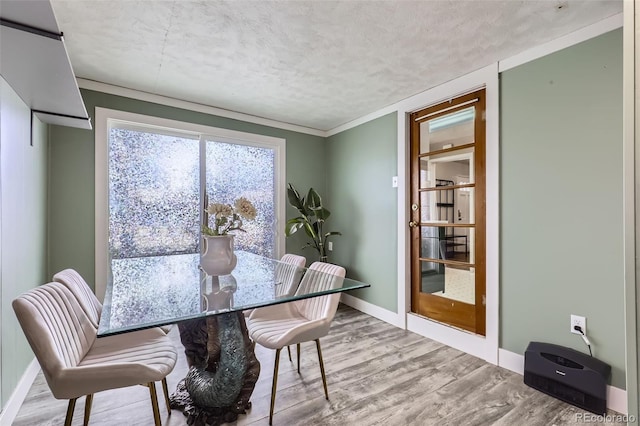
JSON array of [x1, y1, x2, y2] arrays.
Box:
[[570, 314, 586, 335]]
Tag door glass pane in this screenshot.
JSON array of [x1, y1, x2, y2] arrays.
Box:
[[205, 140, 275, 258], [420, 188, 475, 224], [420, 262, 475, 305], [419, 152, 473, 188], [109, 128, 200, 259], [419, 106, 475, 153], [420, 226, 474, 264]]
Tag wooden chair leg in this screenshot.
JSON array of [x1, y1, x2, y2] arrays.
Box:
[[315, 339, 329, 399], [161, 378, 171, 415], [148, 382, 162, 426], [83, 394, 94, 426], [270, 348, 282, 425], [64, 398, 77, 426], [287, 345, 292, 362], [296, 343, 301, 374]]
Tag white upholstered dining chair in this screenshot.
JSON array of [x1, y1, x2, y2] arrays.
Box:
[[273, 253, 307, 295], [246, 261, 345, 424], [13, 282, 177, 426], [243, 253, 306, 318], [53, 268, 174, 413], [244, 254, 306, 364], [53, 268, 174, 333]]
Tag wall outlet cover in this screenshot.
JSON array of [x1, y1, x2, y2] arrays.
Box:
[[570, 314, 586, 335]]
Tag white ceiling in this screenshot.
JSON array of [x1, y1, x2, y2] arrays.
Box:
[[50, 0, 622, 132]]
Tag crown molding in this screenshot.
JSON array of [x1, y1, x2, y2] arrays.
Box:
[[76, 78, 326, 137]]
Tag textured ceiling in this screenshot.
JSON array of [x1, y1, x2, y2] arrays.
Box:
[[50, 0, 622, 132]]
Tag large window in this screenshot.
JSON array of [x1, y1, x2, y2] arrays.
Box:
[[109, 127, 200, 258], [96, 108, 286, 299]]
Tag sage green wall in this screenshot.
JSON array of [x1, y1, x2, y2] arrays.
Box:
[[48, 89, 327, 282], [297, 29, 626, 390], [501, 29, 625, 388], [0, 78, 49, 407], [326, 113, 398, 312]]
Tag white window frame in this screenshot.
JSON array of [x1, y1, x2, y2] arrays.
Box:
[[95, 107, 286, 301]]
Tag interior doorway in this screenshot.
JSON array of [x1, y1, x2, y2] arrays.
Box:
[[409, 88, 486, 335]]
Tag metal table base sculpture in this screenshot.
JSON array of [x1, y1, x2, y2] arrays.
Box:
[[170, 311, 260, 426]]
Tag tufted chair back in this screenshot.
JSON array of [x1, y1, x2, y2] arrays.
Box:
[[293, 262, 345, 329], [53, 268, 102, 327], [275, 254, 307, 297], [13, 282, 96, 397]]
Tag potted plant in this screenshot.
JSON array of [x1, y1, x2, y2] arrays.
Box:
[[284, 183, 341, 262]]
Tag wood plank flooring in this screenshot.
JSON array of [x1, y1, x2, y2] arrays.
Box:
[[13, 305, 625, 425]]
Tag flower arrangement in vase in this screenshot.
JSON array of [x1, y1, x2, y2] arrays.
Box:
[[201, 197, 257, 276]]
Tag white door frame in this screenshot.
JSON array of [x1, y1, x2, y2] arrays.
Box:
[[396, 64, 499, 364]]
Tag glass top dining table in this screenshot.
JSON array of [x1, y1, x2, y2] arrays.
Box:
[[98, 250, 370, 337]]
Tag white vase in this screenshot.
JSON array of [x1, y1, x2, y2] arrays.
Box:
[[200, 234, 237, 276]]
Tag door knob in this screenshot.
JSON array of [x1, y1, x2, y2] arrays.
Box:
[[409, 221, 418, 228]]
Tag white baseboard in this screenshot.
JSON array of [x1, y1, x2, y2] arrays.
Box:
[[0, 357, 40, 425], [340, 293, 404, 328], [606, 386, 628, 416], [498, 348, 525, 375], [407, 312, 491, 362], [498, 348, 627, 415]]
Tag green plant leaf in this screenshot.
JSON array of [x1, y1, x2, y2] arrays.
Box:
[[287, 183, 306, 212], [303, 221, 318, 241], [285, 218, 305, 236], [322, 231, 341, 248], [311, 206, 330, 221], [301, 242, 316, 251], [324, 231, 342, 238], [306, 188, 322, 212], [202, 225, 216, 236]]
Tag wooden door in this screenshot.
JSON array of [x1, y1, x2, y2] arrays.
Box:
[[409, 89, 486, 335]]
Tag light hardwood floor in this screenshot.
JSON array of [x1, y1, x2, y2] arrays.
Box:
[[13, 305, 625, 425]]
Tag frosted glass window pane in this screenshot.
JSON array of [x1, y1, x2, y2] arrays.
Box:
[[205, 140, 275, 258], [109, 128, 200, 258]]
